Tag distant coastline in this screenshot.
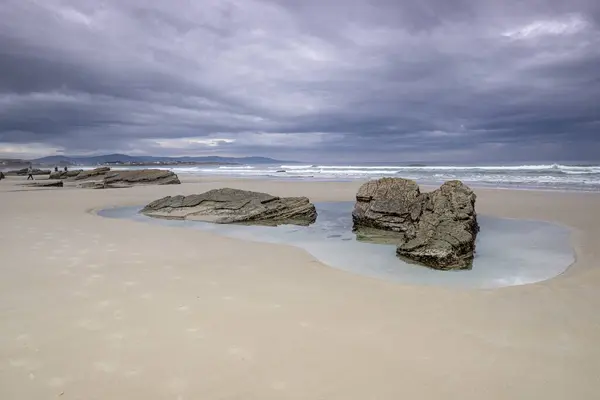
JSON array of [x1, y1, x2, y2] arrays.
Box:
[[29, 153, 298, 167], [101, 160, 238, 167]]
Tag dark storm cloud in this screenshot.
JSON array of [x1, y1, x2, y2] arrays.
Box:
[[0, 0, 599, 161]]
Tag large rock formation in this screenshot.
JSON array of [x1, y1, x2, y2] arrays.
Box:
[[50, 167, 107, 180], [47, 168, 179, 188], [6, 168, 50, 176], [141, 188, 317, 226], [24, 180, 64, 188], [50, 170, 83, 179], [352, 178, 479, 270], [98, 169, 180, 188], [73, 167, 111, 180]]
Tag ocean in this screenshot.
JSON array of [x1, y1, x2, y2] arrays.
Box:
[[128, 162, 600, 192]]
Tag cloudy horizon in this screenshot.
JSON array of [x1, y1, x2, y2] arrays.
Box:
[[1, 0, 599, 163]]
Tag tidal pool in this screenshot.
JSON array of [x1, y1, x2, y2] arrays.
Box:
[[97, 202, 574, 289]]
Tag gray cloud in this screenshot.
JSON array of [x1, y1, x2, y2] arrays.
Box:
[[0, 0, 599, 162]]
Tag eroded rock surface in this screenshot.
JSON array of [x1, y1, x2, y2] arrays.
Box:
[[7, 168, 50, 176], [352, 178, 479, 270], [50, 170, 83, 179], [102, 169, 180, 188], [72, 169, 180, 188], [24, 180, 64, 188], [73, 167, 111, 180], [141, 188, 317, 226]]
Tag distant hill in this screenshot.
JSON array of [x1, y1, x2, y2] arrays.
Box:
[[32, 154, 297, 166]]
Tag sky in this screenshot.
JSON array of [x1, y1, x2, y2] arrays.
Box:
[[0, 0, 599, 163]]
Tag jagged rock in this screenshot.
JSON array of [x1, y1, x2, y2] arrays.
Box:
[[0, 171, 5, 180], [6, 168, 50, 176], [352, 178, 479, 270], [50, 170, 83, 179], [24, 180, 64, 188], [101, 169, 180, 188], [141, 188, 317, 226], [73, 167, 111, 180]]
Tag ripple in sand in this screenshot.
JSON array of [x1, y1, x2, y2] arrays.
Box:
[[185, 327, 204, 338], [9, 357, 42, 370], [271, 381, 288, 390], [227, 346, 253, 360], [75, 319, 103, 331], [96, 300, 112, 308], [48, 376, 69, 387], [107, 332, 125, 341], [123, 368, 142, 378], [71, 290, 89, 298], [166, 377, 188, 394], [93, 361, 118, 373]]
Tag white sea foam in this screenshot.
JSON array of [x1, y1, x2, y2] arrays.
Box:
[[186, 163, 600, 191], [74, 163, 600, 192]]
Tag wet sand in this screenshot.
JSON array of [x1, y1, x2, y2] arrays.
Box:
[[1, 175, 600, 399]]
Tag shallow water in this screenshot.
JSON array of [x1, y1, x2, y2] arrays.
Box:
[[98, 202, 574, 289]]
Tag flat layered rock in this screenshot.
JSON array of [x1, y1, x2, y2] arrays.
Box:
[[352, 178, 479, 270], [73, 167, 111, 180], [76, 169, 180, 188], [24, 180, 64, 188], [141, 188, 317, 226], [6, 168, 50, 176], [103, 169, 180, 187], [50, 170, 83, 179]]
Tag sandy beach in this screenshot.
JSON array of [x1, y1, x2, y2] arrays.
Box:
[[1, 175, 600, 399]]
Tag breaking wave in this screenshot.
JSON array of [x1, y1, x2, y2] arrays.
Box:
[[162, 163, 600, 192]]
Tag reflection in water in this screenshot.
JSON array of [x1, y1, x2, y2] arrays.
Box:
[[98, 202, 574, 289]]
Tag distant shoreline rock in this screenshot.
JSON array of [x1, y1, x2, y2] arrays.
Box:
[[99, 169, 180, 188], [73, 167, 111, 180], [6, 168, 50, 176], [50, 170, 83, 179], [47, 167, 180, 188], [24, 180, 64, 188], [141, 188, 317, 226], [352, 177, 479, 270]]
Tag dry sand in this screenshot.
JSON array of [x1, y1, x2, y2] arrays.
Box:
[[1, 175, 599, 399]]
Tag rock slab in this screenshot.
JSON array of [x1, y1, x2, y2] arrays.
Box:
[[141, 188, 317, 226], [73, 167, 111, 180], [7, 168, 50, 176], [50, 170, 83, 179], [352, 178, 479, 270], [25, 180, 64, 188], [100, 169, 180, 188]]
